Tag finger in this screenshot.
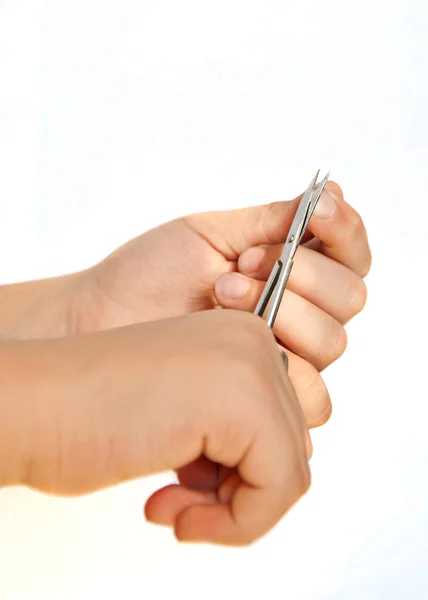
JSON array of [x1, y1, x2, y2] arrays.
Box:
[[306, 182, 372, 277], [183, 182, 370, 279], [183, 199, 298, 260], [275, 352, 314, 456], [273, 339, 331, 435], [271, 344, 313, 455], [182, 183, 330, 258], [145, 484, 217, 527], [213, 273, 332, 432], [238, 244, 367, 324], [146, 471, 243, 528], [176, 421, 309, 545], [286, 349, 332, 430], [214, 273, 347, 371]]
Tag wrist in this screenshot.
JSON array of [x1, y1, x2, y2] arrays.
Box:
[[69, 266, 107, 334], [71, 265, 139, 335]]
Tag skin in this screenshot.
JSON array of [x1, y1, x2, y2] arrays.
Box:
[[0, 180, 371, 544], [75, 181, 371, 428], [0, 310, 309, 546]]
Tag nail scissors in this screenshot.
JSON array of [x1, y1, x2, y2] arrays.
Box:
[[254, 169, 331, 369]]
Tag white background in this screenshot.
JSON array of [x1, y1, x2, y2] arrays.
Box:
[[0, 1, 427, 598]]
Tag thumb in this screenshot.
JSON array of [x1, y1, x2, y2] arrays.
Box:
[[183, 198, 297, 259], [183, 181, 341, 258]]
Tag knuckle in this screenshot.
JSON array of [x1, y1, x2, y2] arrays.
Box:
[[316, 396, 332, 427], [328, 322, 348, 363], [300, 365, 332, 428], [347, 207, 364, 239], [316, 319, 347, 366], [313, 394, 332, 428], [312, 385, 332, 428], [345, 211, 372, 278], [347, 277, 368, 318], [358, 249, 372, 278]]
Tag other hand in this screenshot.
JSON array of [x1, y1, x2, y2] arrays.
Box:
[[27, 310, 310, 546]]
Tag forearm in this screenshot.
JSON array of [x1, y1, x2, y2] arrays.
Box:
[[0, 335, 84, 489], [0, 340, 48, 487], [0, 324, 158, 494], [0, 273, 82, 340]]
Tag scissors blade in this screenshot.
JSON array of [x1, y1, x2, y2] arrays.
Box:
[[279, 169, 320, 265], [298, 169, 330, 242], [264, 169, 331, 328]]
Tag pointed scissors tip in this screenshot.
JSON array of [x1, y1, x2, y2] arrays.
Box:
[[301, 168, 332, 231], [319, 169, 331, 186], [314, 169, 332, 194], [313, 170, 331, 201]]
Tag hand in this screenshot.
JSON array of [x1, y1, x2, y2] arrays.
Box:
[[75, 181, 371, 429], [25, 310, 310, 545]]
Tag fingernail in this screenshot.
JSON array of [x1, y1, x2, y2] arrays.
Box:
[[217, 273, 251, 299], [313, 189, 338, 219]]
